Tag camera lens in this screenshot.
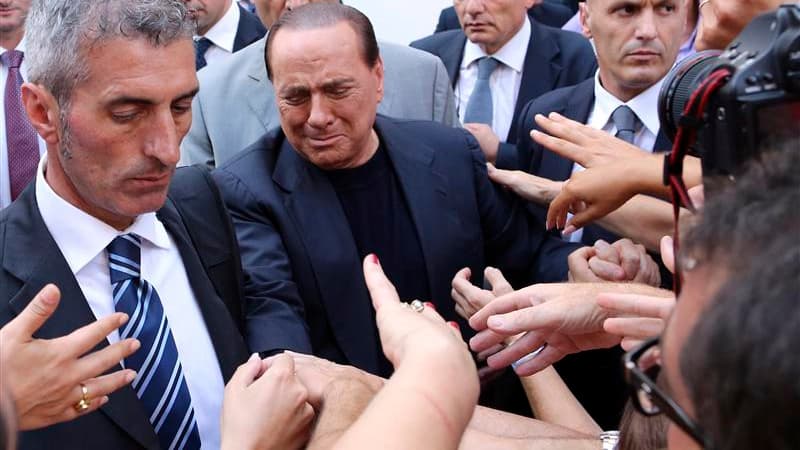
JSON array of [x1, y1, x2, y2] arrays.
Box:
[[657, 50, 722, 142]]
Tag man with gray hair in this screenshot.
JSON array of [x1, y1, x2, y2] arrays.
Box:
[[0, 1, 312, 448]]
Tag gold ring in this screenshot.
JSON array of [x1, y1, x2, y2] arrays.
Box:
[[74, 384, 90, 412], [409, 300, 425, 313]]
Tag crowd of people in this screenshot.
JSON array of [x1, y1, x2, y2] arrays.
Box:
[[0, 0, 795, 449]]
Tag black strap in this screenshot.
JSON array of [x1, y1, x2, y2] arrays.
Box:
[[167, 165, 245, 334]]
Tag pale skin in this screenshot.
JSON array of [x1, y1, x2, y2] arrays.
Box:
[[695, 0, 784, 51], [0, 284, 139, 430], [0, 0, 29, 50]]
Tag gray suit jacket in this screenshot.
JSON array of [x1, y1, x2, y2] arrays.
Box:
[[181, 38, 458, 168]]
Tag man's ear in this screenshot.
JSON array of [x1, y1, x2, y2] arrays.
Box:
[[579, 2, 592, 39], [21, 83, 61, 146], [373, 56, 385, 104]]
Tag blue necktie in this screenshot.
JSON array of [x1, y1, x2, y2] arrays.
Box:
[[108, 234, 201, 450], [194, 37, 213, 70], [463, 56, 501, 125], [611, 105, 640, 144]]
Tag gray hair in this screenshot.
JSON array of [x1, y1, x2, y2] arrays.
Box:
[[24, 0, 194, 110]]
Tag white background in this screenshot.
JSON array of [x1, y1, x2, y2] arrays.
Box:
[[347, 0, 455, 45]]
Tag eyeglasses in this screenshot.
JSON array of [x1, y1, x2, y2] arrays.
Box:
[[623, 337, 713, 449]]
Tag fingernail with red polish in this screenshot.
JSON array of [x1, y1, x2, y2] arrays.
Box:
[[447, 321, 460, 331], [369, 254, 380, 266], [424, 302, 436, 310]]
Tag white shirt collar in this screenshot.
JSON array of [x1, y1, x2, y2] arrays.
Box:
[[591, 70, 664, 138], [35, 156, 172, 275], [197, 1, 239, 53], [461, 16, 531, 74]]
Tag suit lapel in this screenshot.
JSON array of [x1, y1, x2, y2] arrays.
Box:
[[156, 201, 246, 383], [2, 189, 159, 449], [509, 20, 562, 142], [441, 33, 467, 86], [244, 39, 278, 136], [375, 117, 458, 306], [232, 4, 266, 52], [272, 137, 380, 373], [539, 79, 595, 181], [653, 129, 672, 153]]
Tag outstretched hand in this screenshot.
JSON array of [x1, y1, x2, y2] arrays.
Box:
[[0, 284, 139, 430]]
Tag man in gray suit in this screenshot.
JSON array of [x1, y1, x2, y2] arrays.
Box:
[[181, 29, 458, 168]]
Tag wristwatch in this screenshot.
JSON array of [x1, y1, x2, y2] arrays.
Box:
[[600, 431, 620, 450]]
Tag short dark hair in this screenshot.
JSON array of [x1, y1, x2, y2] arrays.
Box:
[[264, 3, 379, 81], [681, 239, 800, 450], [678, 148, 800, 450]]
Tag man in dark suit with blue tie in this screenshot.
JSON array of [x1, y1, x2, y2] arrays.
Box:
[[184, 0, 267, 70], [434, 0, 574, 31], [411, 0, 596, 169], [0, 1, 310, 448]]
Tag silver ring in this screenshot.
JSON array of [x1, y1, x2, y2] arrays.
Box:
[[511, 344, 548, 370], [698, 0, 711, 9], [409, 300, 425, 313]]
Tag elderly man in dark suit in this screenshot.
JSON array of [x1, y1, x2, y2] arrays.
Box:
[[411, 0, 596, 170], [434, 0, 573, 31], [184, 0, 266, 70], [0, 1, 312, 448]]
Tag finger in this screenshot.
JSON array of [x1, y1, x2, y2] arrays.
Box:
[[54, 395, 109, 426], [469, 328, 510, 353], [485, 267, 513, 296], [4, 284, 61, 339], [565, 203, 608, 230], [603, 317, 664, 340], [613, 239, 641, 280], [484, 302, 562, 336], [621, 337, 645, 352], [228, 353, 263, 388], [469, 292, 538, 331], [593, 240, 620, 265], [511, 344, 564, 376], [476, 343, 506, 362], [60, 312, 131, 358], [546, 190, 572, 230], [486, 163, 514, 186], [568, 247, 602, 282], [588, 256, 626, 281], [81, 369, 137, 401], [596, 293, 675, 319], [363, 254, 400, 312], [660, 235, 675, 274], [486, 331, 547, 370], [687, 185, 705, 209], [72, 338, 140, 383], [452, 275, 491, 310]]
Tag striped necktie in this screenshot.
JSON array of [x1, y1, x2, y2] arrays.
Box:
[[107, 234, 201, 450]]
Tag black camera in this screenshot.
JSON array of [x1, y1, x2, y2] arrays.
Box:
[[658, 4, 800, 179]]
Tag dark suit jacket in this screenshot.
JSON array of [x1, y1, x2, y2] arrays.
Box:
[[411, 19, 596, 167], [232, 4, 266, 52], [213, 116, 580, 377], [434, 3, 574, 32], [514, 78, 673, 429], [0, 170, 249, 449]]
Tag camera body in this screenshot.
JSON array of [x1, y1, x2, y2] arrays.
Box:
[[659, 4, 800, 178]]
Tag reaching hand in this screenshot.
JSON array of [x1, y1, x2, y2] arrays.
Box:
[[221, 353, 314, 450], [486, 164, 564, 206], [364, 255, 469, 368], [0, 284, 139, 430], [598, 293, 676, 351], [451, 266, 514, 321], [530, 112, 647, 168]]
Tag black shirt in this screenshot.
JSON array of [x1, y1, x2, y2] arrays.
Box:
[[326, 144, 432, 304]]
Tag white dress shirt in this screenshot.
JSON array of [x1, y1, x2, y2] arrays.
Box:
[[196, 2, 240, 67], [35, 157, 225, 448], [568, 70, 664, 242], [1, 37, 47, 209], [456, 17, 531, 141]]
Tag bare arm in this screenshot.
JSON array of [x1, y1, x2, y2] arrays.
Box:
[[306, 378, 378, 450], [518, 368, 601, 436]]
